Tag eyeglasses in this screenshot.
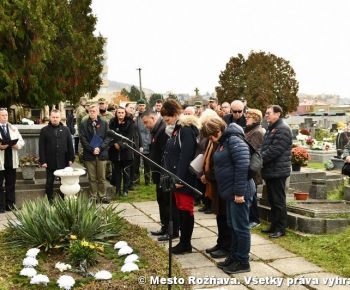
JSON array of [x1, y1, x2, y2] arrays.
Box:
[[265, 112, 272, 115], [232, 110, 242, 114]]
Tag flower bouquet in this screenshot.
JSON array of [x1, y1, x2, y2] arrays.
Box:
[[291, 146, 310, 166], [305, 136, 314, 147]]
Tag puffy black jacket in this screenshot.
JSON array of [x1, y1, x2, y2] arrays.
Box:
[[149, 117, 169, 184], [223, 114, 246, 129], [213, 123, 255, 201], [163, 115, 199, 195], [261, 118, 292, 179], [108, 116, 135, 162], [79, 116, 110, 161], [39, 122, 75, 170]]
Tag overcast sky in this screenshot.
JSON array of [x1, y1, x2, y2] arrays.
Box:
[[91, 0, 350, 98]]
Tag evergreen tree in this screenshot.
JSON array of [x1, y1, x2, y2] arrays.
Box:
[[0, 0, 104, 107]]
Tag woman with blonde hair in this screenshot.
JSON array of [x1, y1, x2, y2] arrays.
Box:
[[200, 114, 232, 259], [201, 117, 255, 274], [245, 109, 265, 228]]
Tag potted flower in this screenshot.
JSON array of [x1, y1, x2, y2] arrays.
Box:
[[19, 154, 40, 180], [305, 136, 314, 148], [291, 146, 310, 171]]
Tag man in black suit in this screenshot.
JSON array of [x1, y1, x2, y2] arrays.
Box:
[[142, 110, 179, 241]]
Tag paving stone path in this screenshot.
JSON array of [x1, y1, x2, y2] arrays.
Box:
[[120, 201, 348, 290], [0, 201, 348, 290]]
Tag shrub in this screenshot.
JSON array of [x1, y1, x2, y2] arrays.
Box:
[[5, 195, 124, 251]]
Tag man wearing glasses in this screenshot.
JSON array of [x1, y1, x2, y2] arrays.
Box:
[[0, 108, 25, 212], [223, 100, 246, 129], [260, 105, 292, 238]]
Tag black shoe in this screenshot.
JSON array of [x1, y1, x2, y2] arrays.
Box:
[[151, 228, 167, 236], [128, 186, 135, 191], [210, 249, 229, 259], [261, 227, 275, 234], [171, 242, 192, 255], [5, 206, 13, 212], [269, 231, 285, 238], [217, 256, 235, 269], [0, 209, 5, 213], [205, 244, 220, 253], [204, 208, 213, 214], [158, 233, 179, 241], [223, 261, 250, 274], [198, 206, 208, 212]]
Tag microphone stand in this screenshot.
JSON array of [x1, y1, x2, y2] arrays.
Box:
[[110, 133, 201, 290]]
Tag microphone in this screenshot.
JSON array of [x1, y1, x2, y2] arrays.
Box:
[[107, 130, 133, 143]]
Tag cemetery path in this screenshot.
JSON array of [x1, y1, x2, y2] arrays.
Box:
[[121, 201, 348, 290], [0, 201, 347, 289]]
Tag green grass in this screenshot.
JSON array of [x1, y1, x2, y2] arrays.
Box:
[[115, 183, 156, 203], [254, 224, 350, 276], [112, 173, 157, 203], [307, 162, 325, 170]]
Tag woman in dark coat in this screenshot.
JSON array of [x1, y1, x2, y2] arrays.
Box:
[[161, 99, 199, 254], [109, 107, 135, 196], [202, 118, 255, 274], [245, 109, 265, 228]]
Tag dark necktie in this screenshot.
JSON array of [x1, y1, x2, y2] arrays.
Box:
[[1, 125, 7, 136]]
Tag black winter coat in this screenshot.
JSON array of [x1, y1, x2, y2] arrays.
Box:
[[149, 117, 168, 184], [213, 123, 255, 201], [261, 118, 292, 179], [39, 122, 75, 170], [223, 114, 246, 129], [163, 115, 199, 196], [79, 116, 110, 161], [108, 116, 135, 162]]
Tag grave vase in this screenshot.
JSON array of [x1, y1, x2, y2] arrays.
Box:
[[292, 163, 301, 172], [21, 166, 36, 180]]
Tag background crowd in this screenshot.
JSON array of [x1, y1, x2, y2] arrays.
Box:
[[0, 95, 293, 275]]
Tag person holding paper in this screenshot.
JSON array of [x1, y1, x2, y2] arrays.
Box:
[[0, 108, 25, 213], [39, 109, 75, 203], [79, 104, 110, 202]]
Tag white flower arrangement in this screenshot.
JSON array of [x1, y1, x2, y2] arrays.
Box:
[[124, 254, 139, 264], [26, 248, 40, 258], [55, 262, 72, 272], [57, 275, 75, 290], [118, 245, 133, 256], [114, 241, 127, 249], [121, 262, 139, 272], [30, 274, 50, 285], [23, 257, 38, 267], [20, 267, 37, 277], [94, 270, 112, 280]]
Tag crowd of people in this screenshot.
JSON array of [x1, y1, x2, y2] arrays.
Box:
[[0, 95, 294, 275]]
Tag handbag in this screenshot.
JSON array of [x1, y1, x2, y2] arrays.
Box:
[[189, 153, 204, 176], [341, 163, 350, 176]]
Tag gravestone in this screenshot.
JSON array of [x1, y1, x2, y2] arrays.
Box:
[[309, 179, 327, 199], [16, 124, 45, 158]]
